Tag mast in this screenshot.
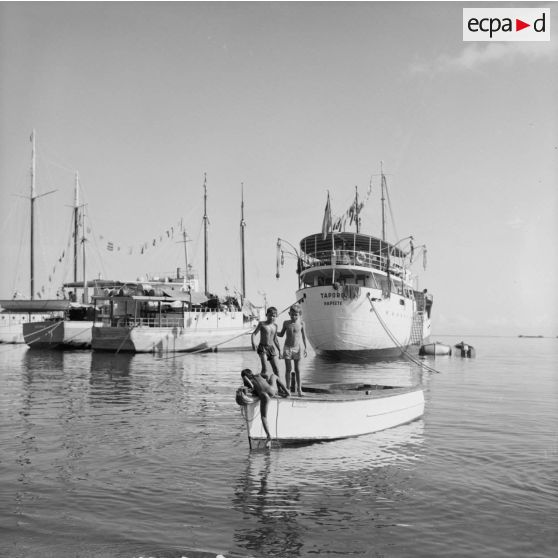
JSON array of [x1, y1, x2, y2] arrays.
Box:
[[203, 173, 209, 295], [182, 230, 189, 285], [354, 185, 360, 234], [30, 130, 36, 299], [73, 171, 80, 284], [380, 162, 386, 242], [81, 204, 88, 304], [240, 183, 246, 300]]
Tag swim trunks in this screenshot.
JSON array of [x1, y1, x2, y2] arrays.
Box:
[[257, 344, 277, 360], [282, 346, 301, 360]]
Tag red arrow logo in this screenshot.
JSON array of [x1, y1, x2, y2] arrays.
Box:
[[516, 19, 530, 31]]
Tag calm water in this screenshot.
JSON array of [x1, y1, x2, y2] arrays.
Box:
[[0, 336, 556, 558]]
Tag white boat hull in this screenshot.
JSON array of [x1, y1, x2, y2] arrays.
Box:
[[240, 384, 424, 444], [92, 323, 253, 353], [23, 320, 100, 349], [297, 286, 417, 356]]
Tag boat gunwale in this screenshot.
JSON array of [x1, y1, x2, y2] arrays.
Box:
[[242, 383, 422, 404]]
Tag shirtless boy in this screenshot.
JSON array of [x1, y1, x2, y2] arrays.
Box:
[[251, 306, 282, 380], [278, 303, 307, 396], [241, 368, 289, 446]]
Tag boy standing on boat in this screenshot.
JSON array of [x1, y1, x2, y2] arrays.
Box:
[[278, 303, 308, 396], [251, 306, 283, 381]]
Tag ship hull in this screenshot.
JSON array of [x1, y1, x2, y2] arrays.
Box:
[[0, 313, 60, 344], [23, 320, 98, 349], [92, 323, 253, 353], [297, 285, 423, 357]]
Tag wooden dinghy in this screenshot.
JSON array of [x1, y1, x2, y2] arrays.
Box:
[[419, 342, 452, 356], [237, 382, 424, 447]]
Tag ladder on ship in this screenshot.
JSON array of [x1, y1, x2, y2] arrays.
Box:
[[409, 290, 426, 345], [409, 311, 424, 345]]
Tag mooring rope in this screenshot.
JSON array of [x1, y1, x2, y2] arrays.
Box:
[[155, 298, 305, 361], [366, 293, 441, 373], [13, 320, 60, 341], [114, 324, 136, 355]]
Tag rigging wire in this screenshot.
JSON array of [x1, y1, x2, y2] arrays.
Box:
[[383, 176, 399, 242]]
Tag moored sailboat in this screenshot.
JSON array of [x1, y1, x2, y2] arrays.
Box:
[[278, 167, 433, 358], [91, 177, 262, 353], [22, 171, 101, 349], [0, 130, 64, 343]]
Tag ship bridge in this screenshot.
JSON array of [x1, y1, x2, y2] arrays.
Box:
[[298, 232, 413, 296]]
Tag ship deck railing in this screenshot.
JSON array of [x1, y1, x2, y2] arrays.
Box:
[[300, 249, 405, 276], [97, 308, 249, 329]]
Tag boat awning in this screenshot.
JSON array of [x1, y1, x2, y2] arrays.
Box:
[[161, 287, 208, 305], [63, 279, 125, 289], [0, 299, 71, 312], [300, 232, 407, 258]]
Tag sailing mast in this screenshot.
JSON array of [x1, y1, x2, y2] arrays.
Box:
[[380, 162, 386, 242], [73, 172, 80, 284], [182, 230, 189, 285], [81, 196, 88, 304], [30, 130, 36, 299], [240, 183, 246, 300], [203, 173, 209, 295]]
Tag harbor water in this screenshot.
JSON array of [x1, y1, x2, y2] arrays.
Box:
[[0, 336, 556, 557]]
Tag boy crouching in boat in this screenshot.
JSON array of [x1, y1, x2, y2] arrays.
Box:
[[241, 368, 289, 447]]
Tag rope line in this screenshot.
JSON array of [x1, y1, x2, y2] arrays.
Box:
[[115, 325, 136, 355], [155, 297, 303, 361], [26, 321, 61, 345], [157, 328, 252, 361], [367, 293, 440, 373]]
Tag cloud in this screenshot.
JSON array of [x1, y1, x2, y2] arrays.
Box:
[[412, 40, 557, 74]]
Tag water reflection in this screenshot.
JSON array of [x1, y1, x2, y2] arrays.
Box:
[[90, 351, 133, 376], [22, 347, 65, 374], [304, 355, 424, 387], [233, 451, 304, 556], [232, 420, 424, 556]]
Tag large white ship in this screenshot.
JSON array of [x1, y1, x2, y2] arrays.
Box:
[[282, 171, 433, 358]]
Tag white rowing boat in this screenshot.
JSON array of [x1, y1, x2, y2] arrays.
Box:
[[237, 382, 424, 448]]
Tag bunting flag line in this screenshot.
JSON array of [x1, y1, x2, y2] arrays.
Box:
[[96, 218, 185, 256]]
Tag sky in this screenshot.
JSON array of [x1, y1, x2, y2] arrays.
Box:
[[0, 1, 556, 337]]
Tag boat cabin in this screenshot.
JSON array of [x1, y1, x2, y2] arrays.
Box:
[[297, 232, 414, 298]]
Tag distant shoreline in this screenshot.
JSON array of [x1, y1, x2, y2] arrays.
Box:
[[433, 334, 557, 339]]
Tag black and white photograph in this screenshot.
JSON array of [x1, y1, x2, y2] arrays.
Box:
[[1, 2, 556, 557]]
